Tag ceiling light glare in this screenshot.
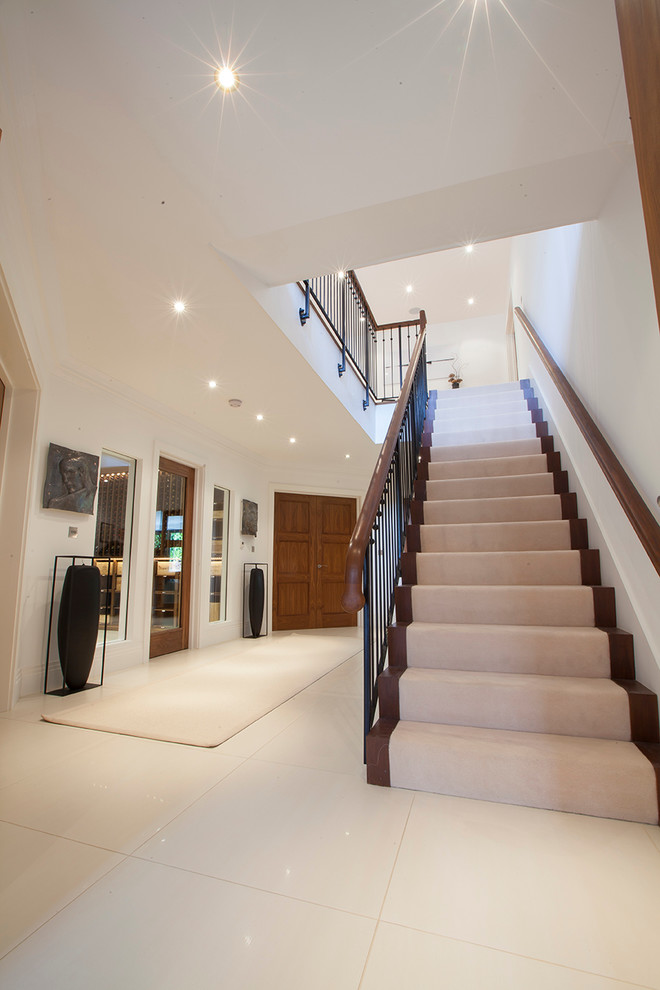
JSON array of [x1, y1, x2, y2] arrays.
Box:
[[345, 453, 351, 459], [208, 380, 217, 389], [337, 270, 346, 279], [173, 300, 186, 314], [289, 437, 296, 444], [406, 284, 413, 294], [215, 66, 238, 91], [256, 414, 264, 421], [465, 244, 474, 254], [467, 297, 475, 305]]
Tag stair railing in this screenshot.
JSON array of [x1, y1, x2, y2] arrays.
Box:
[[342, 316, 428, 748], [298, 271, 424, 407]]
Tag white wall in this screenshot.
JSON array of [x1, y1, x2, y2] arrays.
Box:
[[14, 365, 369, 701], [426, 313, 510, 393], [510, 160, 660, 692]]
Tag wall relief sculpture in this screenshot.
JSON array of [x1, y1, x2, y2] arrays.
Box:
[[43, 444, 99, 514]]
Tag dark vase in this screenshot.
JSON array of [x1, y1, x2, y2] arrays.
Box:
[[57, 564, 101, 690], [451, 381, 460, 389], [248, 567, 265, 638]]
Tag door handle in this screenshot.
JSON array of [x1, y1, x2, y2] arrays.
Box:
[[317, 563, 328, 569]]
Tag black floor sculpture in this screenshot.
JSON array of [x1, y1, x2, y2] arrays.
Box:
[[57, 563, 101, 691]]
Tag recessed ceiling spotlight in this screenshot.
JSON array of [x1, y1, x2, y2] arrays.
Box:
[[208, 380, 217, 389], [228, 398, 242, 408], [173, 300, 186, 314], [467, 297, 475, 305], [256, 413, 264, 421], [215, 66, 239, 91], [337, 270, 346, 279], [345, 453, 351, 459], [289, 437, 296, 444], [465, 244, 474, 254], [406, 284, 413, 294]]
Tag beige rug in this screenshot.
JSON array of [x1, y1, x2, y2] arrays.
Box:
[[42, 631, 361, 747]]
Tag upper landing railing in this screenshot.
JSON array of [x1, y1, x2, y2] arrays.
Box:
[[298, 270, 425, 408]]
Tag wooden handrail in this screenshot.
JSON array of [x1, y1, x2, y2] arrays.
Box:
[[375, 318, 426, 331], [515, 307, 660, 579], [342, 311, 427, 612]]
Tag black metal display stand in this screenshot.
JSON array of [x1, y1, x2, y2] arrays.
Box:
[[44, 555, 110, 695], [242, 562, 268, 638]]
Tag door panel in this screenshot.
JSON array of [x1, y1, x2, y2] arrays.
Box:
[[149, 457, 195, 658], [316, 496, 357, 628], [273, 492, 356, 630]]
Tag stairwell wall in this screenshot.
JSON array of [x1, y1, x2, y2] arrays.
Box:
[[510, 159, 660, 692]]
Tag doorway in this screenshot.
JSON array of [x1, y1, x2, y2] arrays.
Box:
[[272, 492, 357, 631], [149, 457, 195, 658]]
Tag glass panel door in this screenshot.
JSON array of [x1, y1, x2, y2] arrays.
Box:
[[150, 457, 195, 658]]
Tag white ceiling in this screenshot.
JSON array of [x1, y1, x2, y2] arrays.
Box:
[[356, 238, 514, 327], [0, 0, 633, 467]]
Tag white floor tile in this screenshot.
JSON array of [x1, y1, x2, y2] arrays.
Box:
[[0, 731, 244, 853], [361, 923, 650, 990], [305, 652, 362, 697], [136, 759, 413, 916], [382, 792, 660, 988], [0, 858, 375, 990], [252, 693, 365, 776], [0, 719, 104, 787], [0, 821, 123, 959]]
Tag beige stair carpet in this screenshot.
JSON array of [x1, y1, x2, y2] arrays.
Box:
[[374, 382, 659, 823]]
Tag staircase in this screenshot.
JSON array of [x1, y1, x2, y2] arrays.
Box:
[[367, 380, 660, 824]]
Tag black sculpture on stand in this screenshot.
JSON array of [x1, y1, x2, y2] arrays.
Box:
[[243, 563, 268, 639], [58, 563, 101, 690], [44, 555, 109, 695]]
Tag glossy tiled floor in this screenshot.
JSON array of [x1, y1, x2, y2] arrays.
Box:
[[1, 629, 660, 989]]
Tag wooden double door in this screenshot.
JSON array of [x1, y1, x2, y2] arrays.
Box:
[[273, 492, 357, 630]]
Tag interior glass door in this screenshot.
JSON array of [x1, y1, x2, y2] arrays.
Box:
[[150, 457, 194, 658]]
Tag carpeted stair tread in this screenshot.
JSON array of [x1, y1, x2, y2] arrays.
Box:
[[431, 424, 539, 446], [418, 520, 576, 552], [403, 622, 612, 677], [426, 473, 556, 499], [415, 549, 586, 586], [410, 584, 599, 626], [427, 454, 550, 480], [429, 438, 545, 461], [430, 400, 532, 424], [387, 721, 659, 823], [422, 493, 566, 524], [396, 668, 632, 739], [431, 411, 536, 432]]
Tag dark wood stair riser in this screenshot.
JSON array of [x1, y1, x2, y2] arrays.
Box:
[[634, 743, 660, 813], [570, 518, 589, 549], [366, 719, 396, 786], [593, 587, 617, 627], [605, 629, 636, 679], [377, 669, 404, 720], [411, 499, 425, 525], [560, 492, 578, 518], [401, 552, 417, 585], [580, 549, 601, 585], [615, 680, 660, 743], [406, 524, 422, 553], [395, 585, 414, 624], [388, 624, 408, 667]]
